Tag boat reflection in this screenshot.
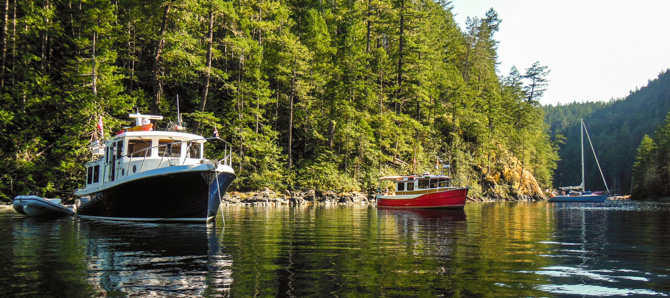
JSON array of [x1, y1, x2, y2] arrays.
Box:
[[377, 208, 467, 221], [74, 220, 233, 297], [377, 208, 467, 258]]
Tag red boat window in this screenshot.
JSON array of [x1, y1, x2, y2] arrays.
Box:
[[406, 182, 414, 191], [418, 179, 429, 189], [439, 178, 450, 187], [430, 179, 438, 188], [397, 182, 405, 191]]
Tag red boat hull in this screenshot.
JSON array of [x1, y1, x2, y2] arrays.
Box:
[[377, 188, 468, 209]]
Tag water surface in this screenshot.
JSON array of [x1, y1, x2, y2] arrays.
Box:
[[1, 201, 669, 297]]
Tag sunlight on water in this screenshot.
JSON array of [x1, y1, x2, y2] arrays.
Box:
[[1, 201, 670, 297], [539, 284, 668, 297]]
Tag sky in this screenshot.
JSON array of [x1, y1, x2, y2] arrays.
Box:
[[450, 0, 670, 106]]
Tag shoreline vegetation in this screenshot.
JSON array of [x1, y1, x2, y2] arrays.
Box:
[[0, 2, 560, 204]]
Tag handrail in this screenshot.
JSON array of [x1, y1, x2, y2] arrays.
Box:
[[206, 137, 233, 167], [123, 139, 198, 174], [96, 137, 234, 183], [394, 186, 460, 196], [123, 137, 233, 177], [157, 137, 178, 168]]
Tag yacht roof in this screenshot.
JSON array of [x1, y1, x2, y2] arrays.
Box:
[[114, 130, 206, 140], [379, 174, 452, 181]]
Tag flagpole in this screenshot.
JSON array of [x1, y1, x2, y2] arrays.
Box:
[[97, 115, 104, 141], [176, 94, 182, 124]]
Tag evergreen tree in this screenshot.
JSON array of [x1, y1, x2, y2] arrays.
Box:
[[523, 61, 550, 103], [631, 135, 657, 198]]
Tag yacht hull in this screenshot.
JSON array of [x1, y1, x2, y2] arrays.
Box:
[[76, 171, 235, 222]]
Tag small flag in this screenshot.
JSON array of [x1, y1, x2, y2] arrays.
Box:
[[213, 126, 219, 138], [97, 115, 104, 136]]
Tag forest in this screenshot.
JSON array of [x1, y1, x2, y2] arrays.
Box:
[[631, 112, 670, 199], [544, 70, 670, 195], [0, 0, 558, 202]]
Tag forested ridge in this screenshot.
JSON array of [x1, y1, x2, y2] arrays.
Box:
[[544, 70, 670, 195], [0, 0, 558, 202]]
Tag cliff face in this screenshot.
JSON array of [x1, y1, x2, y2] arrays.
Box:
[[473, 166, 546, 201], [468, 149, 548, 202]]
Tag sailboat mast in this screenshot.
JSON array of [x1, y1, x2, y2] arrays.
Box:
[[582, 119, 610, 193], [581, 119, 585, 191]]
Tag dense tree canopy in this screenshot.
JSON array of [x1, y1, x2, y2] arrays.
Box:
[[0, 0, 558, 201], [631, 112, 670, 199]]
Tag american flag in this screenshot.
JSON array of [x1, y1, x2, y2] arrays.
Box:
[[97, 115, 104, 136]]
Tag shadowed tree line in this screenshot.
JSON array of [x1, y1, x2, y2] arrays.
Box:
[[544, 70, 670, 196], [631, 111, 670, 199]]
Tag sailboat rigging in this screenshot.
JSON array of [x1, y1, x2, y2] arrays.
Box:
[[549, 119, 609, 202]]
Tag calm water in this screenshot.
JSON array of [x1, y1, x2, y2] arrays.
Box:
[[1, 201, 669, 297]]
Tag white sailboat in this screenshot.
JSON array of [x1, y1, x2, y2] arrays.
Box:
[[549, 119, 609, 202]]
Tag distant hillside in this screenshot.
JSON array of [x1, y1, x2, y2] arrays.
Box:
[[544, 69, 670, 194]]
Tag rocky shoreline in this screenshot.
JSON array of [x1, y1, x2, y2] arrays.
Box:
[[223, 189, 377, 206], [220, 189, 572, 206]]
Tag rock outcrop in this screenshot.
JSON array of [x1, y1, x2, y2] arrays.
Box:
[[223, 188, 376, 206]]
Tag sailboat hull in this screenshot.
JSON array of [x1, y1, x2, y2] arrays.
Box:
[[548, 194, 607, 202]]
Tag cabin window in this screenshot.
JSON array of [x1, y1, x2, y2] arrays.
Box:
[[87, 167, 93, 184], [430, 179, 438, 188], [418, 179, 429, 189], [186, 142, 201, 159], [128, 139, 151, 157], [116, 141, 123, 159], [406, 182, 414, 191], [158, 139, 181, 157], [108, 141, 119, 161], [397, 182, 405, 191], [93, 165, 100, 183]]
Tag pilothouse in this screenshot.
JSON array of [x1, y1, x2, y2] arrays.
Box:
[[74, 113, 236, 222]]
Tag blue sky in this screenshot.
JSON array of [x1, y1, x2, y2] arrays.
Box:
[[450, 0, 670, 105]]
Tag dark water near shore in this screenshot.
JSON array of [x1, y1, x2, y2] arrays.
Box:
[[1, 201, 669, 297]]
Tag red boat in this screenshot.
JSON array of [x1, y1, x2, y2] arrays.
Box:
[[376, 173, 468, 209]]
